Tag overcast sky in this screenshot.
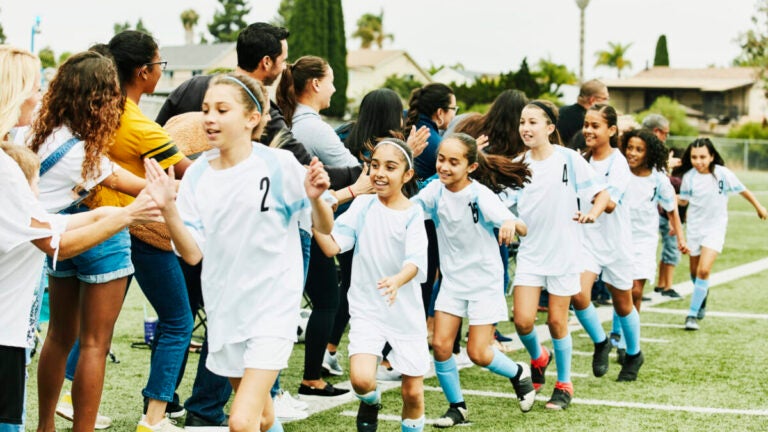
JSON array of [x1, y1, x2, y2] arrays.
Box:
[[1, 0, 758, 80]]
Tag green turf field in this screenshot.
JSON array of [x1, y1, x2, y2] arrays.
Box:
[[24, 170, 768, 431]]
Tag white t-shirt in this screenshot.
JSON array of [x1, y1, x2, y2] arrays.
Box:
[[626, 169, 676, 250], [581, 148, 633, 265], [512, 146, 605, 275], [680, 165, 745, 238], [412, 179, 514, 300], [291, 104, 359, 168], [0, 150, 68, 348], [176, 144, 310, 352], [36, 127, 114, 213], [333, 195, 428, 338]]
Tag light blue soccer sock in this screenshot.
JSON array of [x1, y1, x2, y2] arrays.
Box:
[[401, 416, 425, 432], [611, 310, 626, 350], [689, 278, 709, 316], [574, 304, 607, 343], [355, 387, 381, 406], [486, 347, 520, 379], [519, 330, 542, 361], [552, 335, 572, 384], [434, 357, 464, 404], [266, 418, 284, 432], [618, 308, 641, 356]]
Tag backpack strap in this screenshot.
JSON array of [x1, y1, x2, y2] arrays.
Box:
[[39, 137, 80, 176]]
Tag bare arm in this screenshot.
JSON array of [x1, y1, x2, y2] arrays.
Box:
[[575, 189, 610, 223], [378, 263, 419, 305], [313, 230, 341, 258], [306, 158, 334, 235], [740, 189, 768, 219], [667, 205, 689, 254], [101, 165, 147, 197]]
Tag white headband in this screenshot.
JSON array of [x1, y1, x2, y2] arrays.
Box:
[[374, 141, 412, 170]]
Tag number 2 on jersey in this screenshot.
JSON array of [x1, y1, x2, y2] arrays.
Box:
[[260, 176, 270, 212]]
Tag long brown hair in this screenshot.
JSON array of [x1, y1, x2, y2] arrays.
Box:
[[29, 51, 123, 188], [276, 55, 329, 128], [445, 132, 531, 193]]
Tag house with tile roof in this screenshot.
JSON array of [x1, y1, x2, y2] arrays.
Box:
[[346, 49, 432, 104], [156, 43, 236, 93]]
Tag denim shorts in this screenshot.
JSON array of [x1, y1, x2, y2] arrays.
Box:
[[658, 216, 681, 265], [46, 205, 134, 284]]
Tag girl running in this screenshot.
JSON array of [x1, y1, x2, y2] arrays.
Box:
[[572, 104, 644, 382], [412, 133, 534, 427], [145, 73, 333, 432], [512, 100, 609, 410], [674, 138, 767, 330], [315, 139, 429, 432]]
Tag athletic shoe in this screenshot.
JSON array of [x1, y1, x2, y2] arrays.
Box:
[[530, 346, 552, 392], [273, 392, 309, 423], [616, 348, 626, 366], [697, 295, 708, 320], [617, 351, 645, 382], [434, 406, 468, 428], [685, 316, 700, 331], [509, 362, 536, 412], [136, 416, 184, 432], [454, 347, 473, 370], [321, 349, 344, 376], [653, 286, 665, 293], [280, 390, 308, 411], [298, 383, 350, 399], [592, 338, 612, 377], [545, 382, 573, 410], [356, 401, 381, 432], [142, 399, 186, 420], [661, 289, 682, 299], [183, 411, 228, 430], [375, 365, 402, 381], [56, 392, 113, 430], [494, 329, 514, 343]]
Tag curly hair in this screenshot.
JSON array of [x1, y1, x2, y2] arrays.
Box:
[[620, 128, 668, 172], [444, 133, 531, 193], [29, 51, 123, 189]]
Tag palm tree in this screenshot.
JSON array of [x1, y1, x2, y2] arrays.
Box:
[[595, 41, 633, 78], [352, 11, 393, 49], [181, 9, 200, 45]]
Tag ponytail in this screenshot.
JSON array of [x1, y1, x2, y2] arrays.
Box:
[[276, 65, 297, 128], [446, 133, 530, 193], [275, 55, 329, 129], [405, 83, 454, 130]]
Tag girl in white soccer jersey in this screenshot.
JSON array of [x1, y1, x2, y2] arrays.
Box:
[[571, 104, 645, 382], [314, 139, 429, 432], [512, 100, 609, 410], [412, 133, 535, 428], [674, 138, 767, 331], [145, 74, 333, 432]]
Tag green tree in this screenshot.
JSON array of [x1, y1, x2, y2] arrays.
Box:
[[181, 9, 200, 45], [271, 0, 294, 27], [654, 34, 669, 66], [135, 18, 152, 36], [0, 9, 7, 44], [735, 0, 768, 98], [635, 96, 697, 136], [352, 11, 393, 49], [594, 41, 633, 78], [536, 57, 577, 99], [114, 21, 130, 35], [38, 46, 56, 68], [208, 0, 250, 42], [58, 52, 72, 64], [288, 0, 348, 117], [382, 74, 423, 100], [513, 58, 540, 99]]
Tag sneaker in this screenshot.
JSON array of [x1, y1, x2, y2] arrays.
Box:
[[297, 383, 350, 399], [183, 411, 228, 430], [653, 286, 665, 293], [434, 405, 468, 428], [592, 338, 612, 377], [509, 362, 536, 412], [136, 416, 184, 432], [530, 347, 552, 393], [617, 351, 645, 382], [56, 392, 113, 430], [697, 295, 708, 320], [494, 329, 513, 343], [545, 382, 573, 410], [356, 401, 381, 432], [280, 390, 308, 411], [142, 399, 185, 420], [454, 347, 473, 370], [322, 350, 344, 376], [375, 365, 402, 381], [273, 392, 309, 423], [661, 289, 683, 299], [685, 316, 700, 331], [616, 348, 626, 366]]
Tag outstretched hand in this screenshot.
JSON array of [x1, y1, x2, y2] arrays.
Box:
[[305, 157, 330, 199], [378, 276, 402, 305], [757, 204, 768, 220], [574, 211, 597, 224], [406, 125, 430, 158], [476, 135, 490, 152], [143, 158, 177, 211], [125, 189, 163, 224]]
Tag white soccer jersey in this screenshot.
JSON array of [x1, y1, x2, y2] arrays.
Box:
[[176, 144, 309, 353], [680, 165, 745, 239], [626, 169, 676, 251], [511, 146, 605, 275], [412, 179, 514, 300], [581, 148, 633, 266], [333, 195, 428, 338]]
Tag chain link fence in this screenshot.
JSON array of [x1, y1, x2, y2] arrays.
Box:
[[666, 136, 768, 171]]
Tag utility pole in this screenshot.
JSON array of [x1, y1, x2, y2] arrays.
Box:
[[30, 16, 41, 53], [575, 0, 590, 83]]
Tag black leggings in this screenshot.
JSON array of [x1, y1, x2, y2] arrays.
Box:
[[421, 221, 439, 316], [328, 249, 353, 346], [303, 239, 341, 380]]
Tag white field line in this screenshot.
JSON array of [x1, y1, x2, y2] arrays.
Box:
[[340, 411, 441, 425], [575, 334, 670, 343], [420, 386, 768, 416], [546, 371, 589, 378], [643, 308, 768, 320], [641, 322, 686, 329]]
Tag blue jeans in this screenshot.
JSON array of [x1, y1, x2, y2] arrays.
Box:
[[659, 216, 681, 265], [130, 237, 193, 402]]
